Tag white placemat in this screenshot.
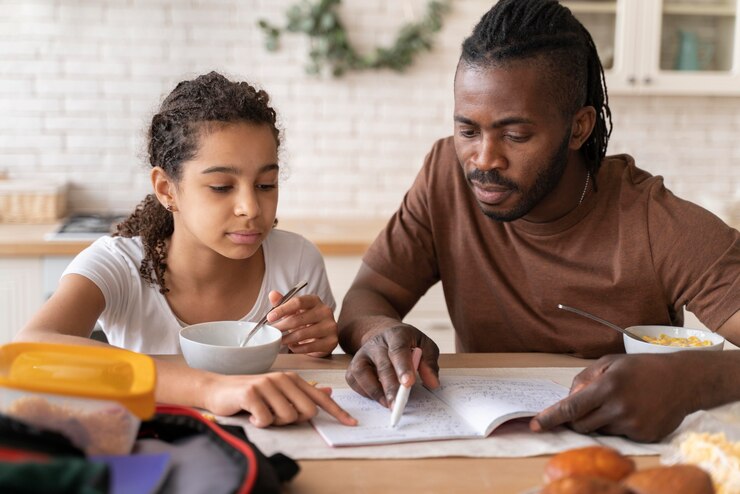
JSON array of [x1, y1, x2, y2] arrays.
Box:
[[216, 367, 686, 459]]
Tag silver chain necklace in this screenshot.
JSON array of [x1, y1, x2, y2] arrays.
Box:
[[578, 173, 590, 206]]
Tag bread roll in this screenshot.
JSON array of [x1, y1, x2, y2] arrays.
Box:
[[540, 476, 631, 494], [544, 446, 636, 483], [623, 465, 714, 494]]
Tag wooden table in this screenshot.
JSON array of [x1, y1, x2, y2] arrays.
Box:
[[267, 353, 661, 494]]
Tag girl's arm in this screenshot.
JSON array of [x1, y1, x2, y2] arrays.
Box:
[[15, 275, 356, 427]]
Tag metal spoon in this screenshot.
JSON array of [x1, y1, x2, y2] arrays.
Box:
[[239, 280, 308, 347], [557, 304, 644, 342]]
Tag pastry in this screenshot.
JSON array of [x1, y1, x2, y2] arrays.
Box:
[[623, 465, 714, 494], [544, 446, 636, 483], [540, 476, 631, 494]]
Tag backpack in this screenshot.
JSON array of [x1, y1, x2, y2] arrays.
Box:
[[0, 404, 299, 494]]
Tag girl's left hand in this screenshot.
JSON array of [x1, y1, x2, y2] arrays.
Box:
[[265, 291, 338, 357]]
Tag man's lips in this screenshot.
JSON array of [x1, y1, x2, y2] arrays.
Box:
[[471, 182, 515, 205], [227, 230, 262, 244]]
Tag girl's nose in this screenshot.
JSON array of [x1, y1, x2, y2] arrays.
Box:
[[234, 190, 260, 218]]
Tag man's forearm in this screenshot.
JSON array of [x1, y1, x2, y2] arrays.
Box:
[[692, 350, 740, 411], [337, 287, 405, 353]]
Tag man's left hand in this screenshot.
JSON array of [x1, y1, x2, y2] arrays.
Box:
[[530, 353, 698, 443]]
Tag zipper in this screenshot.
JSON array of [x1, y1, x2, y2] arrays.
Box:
[[154, 404, 257, 494]]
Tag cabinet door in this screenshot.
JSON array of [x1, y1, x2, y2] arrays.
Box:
[[565, 0, 641, 93], [0, 259, 43, 344], [568, 0, 740, 95], [638, 0, 740, 94]]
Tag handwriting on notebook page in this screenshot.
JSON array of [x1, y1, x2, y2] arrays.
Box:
[[311, 375, 568, 447]]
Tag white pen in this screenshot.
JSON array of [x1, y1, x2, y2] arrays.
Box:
[[389, 347, 423, 428]]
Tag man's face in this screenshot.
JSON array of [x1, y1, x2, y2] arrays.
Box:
[[453, 61, 574, 222]]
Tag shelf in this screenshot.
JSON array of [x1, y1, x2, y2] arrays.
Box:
[[562, 1, 617, 14], [663, 3, 736, 16]]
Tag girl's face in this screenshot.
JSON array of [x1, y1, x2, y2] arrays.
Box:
[[171, 122, 279, 260]]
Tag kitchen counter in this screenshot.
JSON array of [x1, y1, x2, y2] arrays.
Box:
[[2, 215, 737, 258], [0, 217, 389, 257]]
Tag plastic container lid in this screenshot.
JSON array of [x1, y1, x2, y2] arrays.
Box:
[[0, 342, 156, 419]]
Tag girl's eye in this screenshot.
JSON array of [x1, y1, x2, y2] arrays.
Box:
[[209, 185, 232, 193], [256, 183, 278, 191]]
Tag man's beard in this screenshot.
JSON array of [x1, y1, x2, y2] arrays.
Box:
[[467, 133, 571, 222]]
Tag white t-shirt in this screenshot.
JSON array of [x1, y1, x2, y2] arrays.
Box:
[[62, 229, 335, 354]]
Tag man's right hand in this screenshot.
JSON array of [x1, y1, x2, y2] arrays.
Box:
[[345, 324, 440, 408]]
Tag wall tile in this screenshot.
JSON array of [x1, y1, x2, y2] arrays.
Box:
[[0, 0, 737, 222]]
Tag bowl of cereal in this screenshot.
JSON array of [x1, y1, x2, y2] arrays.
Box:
[[623, 325, 724, 354]]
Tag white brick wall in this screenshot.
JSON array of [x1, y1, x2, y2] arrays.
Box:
[[0, 0, 738, 221]]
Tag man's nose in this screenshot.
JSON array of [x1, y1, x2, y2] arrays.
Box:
[[471, 136, 507, 171]]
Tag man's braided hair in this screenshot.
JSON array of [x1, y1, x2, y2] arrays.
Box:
[[114, 71, 280, 293], [460, 0, 612, 182]]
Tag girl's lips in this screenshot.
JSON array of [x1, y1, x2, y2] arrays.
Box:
[[472, 183, 514, 205], [227, 231, 262, 245]]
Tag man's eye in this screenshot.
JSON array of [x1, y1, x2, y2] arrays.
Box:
[[459, 129, 478, 138], [505, 134, 529, 142], [209, 185, 232, 192]]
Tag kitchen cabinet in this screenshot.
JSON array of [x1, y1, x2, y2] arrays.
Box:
[[0, 259, 43, 344], [565, 0, 740, 95], [0, 256, 74, 344], [0, 222, 457, 351]]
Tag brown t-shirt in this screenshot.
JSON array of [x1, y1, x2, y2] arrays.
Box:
[[364, 137, 740, 357]]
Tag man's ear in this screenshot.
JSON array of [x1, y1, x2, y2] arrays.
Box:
[[151, 167, 177, 211], [569, 106, 597, 150]]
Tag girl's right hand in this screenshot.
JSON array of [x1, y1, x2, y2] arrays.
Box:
[[203, 371, 358, 428]]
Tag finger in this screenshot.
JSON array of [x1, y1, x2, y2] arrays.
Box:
[[274, 373, 322, 423], [375, 346, 406, 406], [291, 375, 357, 426], [283, 320, 337, 346], [267, 290, 283, 307], [275, 301, 333, 333], [345, 369, 369, 399], [530, 383, 606, 432], [418, 340, 441, 389], [567, 406, 614, 435], [267, 295, 321, 323], [255, 377, 299, 426], [387, 344, 419, 389], [288, 338, 336, 356], [242, 386, 275, 428], [570, 355, 617, 392], [347, 354, 388, 407]]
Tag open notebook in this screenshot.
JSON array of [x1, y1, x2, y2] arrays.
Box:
[[312, 376, 569, 447]]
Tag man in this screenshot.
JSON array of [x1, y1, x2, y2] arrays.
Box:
[[338, 0, 740, 442]]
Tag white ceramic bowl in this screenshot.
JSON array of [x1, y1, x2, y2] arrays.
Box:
[[623, 325, 725, 354], [179, 321, 281, 375]]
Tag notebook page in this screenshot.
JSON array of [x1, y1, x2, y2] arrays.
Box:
[[431, 376, 569, 436], [311, 386, 477, 447]]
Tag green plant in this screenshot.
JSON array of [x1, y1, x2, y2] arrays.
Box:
[[258, 0, 451, 77]]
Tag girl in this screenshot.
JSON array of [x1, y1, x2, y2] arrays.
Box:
[[16, 72, 356, 428]]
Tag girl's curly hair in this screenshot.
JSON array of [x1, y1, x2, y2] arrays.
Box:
[[114, 72, 280, 293]]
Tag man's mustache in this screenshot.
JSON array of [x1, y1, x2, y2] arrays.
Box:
[[467, 168, 519, 190]]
